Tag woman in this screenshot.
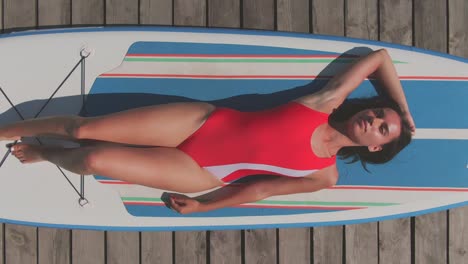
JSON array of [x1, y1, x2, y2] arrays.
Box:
[[0, 48, 415, 214]]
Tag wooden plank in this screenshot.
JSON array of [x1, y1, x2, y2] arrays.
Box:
[[209, 230, 241, 264], [107, 232, 140, 264], [344, 2, 378, 263], [244, 229, 276, 264], [448, 0, 468, 56], [3, 1, 38, 262], [379, 219, 411, 264], [174, 0, 206, 26], [208, 0, 240, 28], [71, 0, 105, 25], [279, 228, 310, 264], [71, 230, 105, 264], [70, 6, 106, 264], [4, 0, 36, 30], [415, 212, 447, 264], [242, 2, 276, 263], [277, 0, 309, 33], [141, 232, 172, 264], [378, 2, 412, 264], [36, 2, 71, 262], [0, 0, 3, 30], [449, 208, 468, 263], [311, 1, 344, 263], [172, 3, 208, 263], [447, 3, 468, 264], [313, 227, 343, 264], [206, 2, 241, 262], [175, 231, 207, 264], [103, 4, 140, 263], [242, 0, 275, 30], [38, 228, 70, 264], [5, 224, 37, 264], [106, 0, 139, 24], [345, 0, 377, 39], [0, 14, 2, 264], [413, 1, 448, 264], [311, 0, 344, 36], [38, 0, 71, 26], [346, 223, 378, 264], [140, 0, 172, 25], [414, 0, 447, 51], [379, 0, 412, 45], [275, 2, 310, 262], [0, 224, 4, 264]]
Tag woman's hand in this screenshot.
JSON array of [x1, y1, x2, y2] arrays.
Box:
[[168, 193, 202, 214], [402, 110, 416, 135]]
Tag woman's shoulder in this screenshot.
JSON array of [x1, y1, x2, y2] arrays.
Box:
[[292, 95, 337, 115], [290, 98, 334, 115]]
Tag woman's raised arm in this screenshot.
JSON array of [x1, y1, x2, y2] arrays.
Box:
[[296, 49, 415, 132], [168, 165, 338, 214]]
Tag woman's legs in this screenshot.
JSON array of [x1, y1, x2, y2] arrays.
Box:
[[11, 143, 223, 193], [0, 102, 215, 147]]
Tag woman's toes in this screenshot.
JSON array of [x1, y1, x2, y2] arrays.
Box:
[[10, 144, 45, 164]]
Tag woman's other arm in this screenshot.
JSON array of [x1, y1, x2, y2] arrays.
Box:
[[168, 165, 338, 214]]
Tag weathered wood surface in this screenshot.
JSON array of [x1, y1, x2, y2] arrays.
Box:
[[208, 2, 242, 263], [140, 0, 173, 25], [378, 1, 413, 264], [414, 2, 448, 264], [447, 4, 468, 264], [0, 0, 467, 263], [311, 1, 346, 263]]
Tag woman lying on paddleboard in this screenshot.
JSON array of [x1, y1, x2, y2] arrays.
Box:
[[0, 49, 414, 214]]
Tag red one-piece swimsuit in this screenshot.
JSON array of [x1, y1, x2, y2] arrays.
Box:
[[177, 101, 336, 182]]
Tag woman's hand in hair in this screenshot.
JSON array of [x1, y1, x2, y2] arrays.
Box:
[[402, 110, 416, 135]]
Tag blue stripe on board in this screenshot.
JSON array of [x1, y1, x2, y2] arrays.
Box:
[[90, 78, 468, 128], [92, 139, 468, 188], [336, 139, 468, 187], [1, 26, 467, 63], [125, 204, 341, 217], [94, 176, 111, 180], [127, 41, 339, 56], [1, 200, 467, 231]]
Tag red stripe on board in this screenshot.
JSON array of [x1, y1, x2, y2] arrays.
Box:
[[100, 73, 325, 79], [329, 186, 468, 192], [399, 76, 468, 80], [97, 180, 133, 185], [234, 204, 364, 210], [125, 54, 351, 58], [97, 180, 468, 192], [123, 201, 364, 211], [100, 73, 468, 80]]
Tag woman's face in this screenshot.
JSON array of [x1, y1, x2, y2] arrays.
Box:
[[346, 107, 402, 152]]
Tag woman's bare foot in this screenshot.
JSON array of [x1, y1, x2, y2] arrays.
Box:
[[10, 143, 47, 164]]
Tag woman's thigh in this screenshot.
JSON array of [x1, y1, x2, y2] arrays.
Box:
[[87, 145, 223, 193], [78, 102, 215, 147]]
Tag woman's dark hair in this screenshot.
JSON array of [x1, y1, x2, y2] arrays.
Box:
[[329, 96, 413, 171]]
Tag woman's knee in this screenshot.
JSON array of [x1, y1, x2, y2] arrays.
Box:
[[72, 116, 94, 140], [81, 147, 104, 174]]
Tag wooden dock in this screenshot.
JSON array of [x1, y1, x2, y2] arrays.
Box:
[[0, 0, 467, 263]]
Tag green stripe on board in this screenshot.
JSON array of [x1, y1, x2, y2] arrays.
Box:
[[123, 57, 407, 64], [121, 197, 398, 207]]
